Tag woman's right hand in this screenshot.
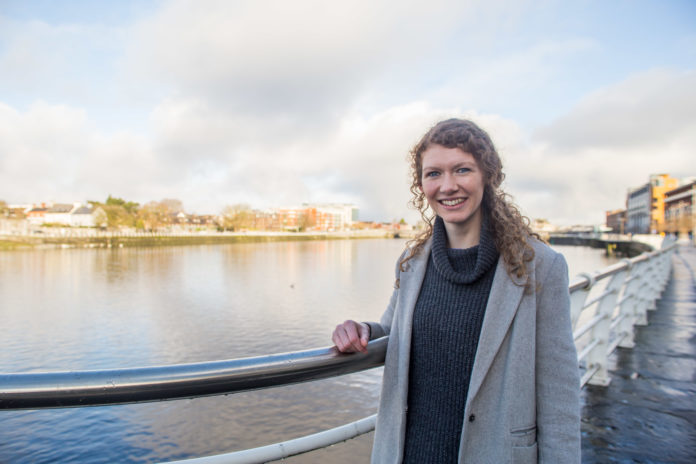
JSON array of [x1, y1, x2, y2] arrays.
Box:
[[332, 320, 370, 353]]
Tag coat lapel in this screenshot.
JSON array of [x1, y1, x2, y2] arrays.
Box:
[[466, 257, 525, 405], [391, 241, 431, 460]]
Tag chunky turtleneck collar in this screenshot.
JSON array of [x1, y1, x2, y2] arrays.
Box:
[[430, 215, 499, 284]]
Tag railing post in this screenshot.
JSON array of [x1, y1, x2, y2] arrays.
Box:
[[569, 273, 593, 329], [616, 259, 638, 349], [586, 269, 627, 386], [645, 256, 661, 312], [657, 247, 675, 293], [631, 260, 651, 326]]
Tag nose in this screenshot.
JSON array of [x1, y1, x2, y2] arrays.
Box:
[[440, 173, 457, 193]]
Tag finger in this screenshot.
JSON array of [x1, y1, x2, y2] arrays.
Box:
[[334, 325, 358, 353], [359, 323, 370, 349], [333, 327, 351, 352], [344, 321, 366, 353]]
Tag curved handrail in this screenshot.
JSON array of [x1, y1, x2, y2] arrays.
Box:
[[0, 337, 388, 410], [166, 415, 378, 464]]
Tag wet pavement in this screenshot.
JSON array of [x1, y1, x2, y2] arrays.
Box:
[[581, 243, 696, 463]]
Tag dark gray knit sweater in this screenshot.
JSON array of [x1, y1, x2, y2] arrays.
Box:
[[402, 216, 499, 463]]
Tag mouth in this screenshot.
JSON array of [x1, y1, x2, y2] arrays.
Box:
[[439, 198, 466, 207]]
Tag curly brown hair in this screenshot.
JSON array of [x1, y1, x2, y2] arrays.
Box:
[[400, 118, 540, 285]]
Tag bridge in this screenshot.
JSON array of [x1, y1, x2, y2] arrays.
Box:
[[581, 243, 696, 463], [1, 240, 694, 463], [547, 232, 662, 257]]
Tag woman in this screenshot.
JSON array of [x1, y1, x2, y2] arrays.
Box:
[[332, 119, 580, 463]]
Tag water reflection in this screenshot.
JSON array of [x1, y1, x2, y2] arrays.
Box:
[[0, 241, 617, 463]]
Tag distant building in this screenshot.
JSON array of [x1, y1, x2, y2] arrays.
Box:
[[625, 174, 680, 234], [605, 209, 626, 234], [72, 205, 106, 227], [272, 203, 358, 232], [44, 203, 77, 225], [26, 204, 50, 224], [27, 202, 105, 227], [626, 183, 651, 234], [304, 203, 358, 231], [664, 181, 695, 236], [649, 174, 679, 233]]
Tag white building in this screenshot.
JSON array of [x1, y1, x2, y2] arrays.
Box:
[[29, 202, 105, 227], [303, 203, 359, 230]]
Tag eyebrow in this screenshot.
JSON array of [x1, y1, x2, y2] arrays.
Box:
[[422, 161, 477, 171]]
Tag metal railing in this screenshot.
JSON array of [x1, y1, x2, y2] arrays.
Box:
[[569, 239, 675, 386], [0, 240, 677, 463], [0, 338, 388, 410]]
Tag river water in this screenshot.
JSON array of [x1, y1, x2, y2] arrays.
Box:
[[0, 240, 618, 463]]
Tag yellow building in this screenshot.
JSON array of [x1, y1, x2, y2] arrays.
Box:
[[649, 174, 679, 233]]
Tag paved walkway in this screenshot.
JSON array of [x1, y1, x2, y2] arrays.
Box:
[[581, 243, 696, 463]]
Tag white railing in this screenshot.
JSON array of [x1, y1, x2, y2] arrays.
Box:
[[570, 239, 675, 386], [0, 240, 677, 463]]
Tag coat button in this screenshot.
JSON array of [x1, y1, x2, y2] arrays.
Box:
[[468, 414, 475, 422]]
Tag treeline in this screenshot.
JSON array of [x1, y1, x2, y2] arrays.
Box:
[[92, 196, 256, 231], [1, 197, 309, 232], [89, 196, 187, 230]]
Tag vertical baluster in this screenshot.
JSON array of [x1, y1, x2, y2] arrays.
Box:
[[632, 260, 650, 326], [645, 255, 660, 312], [617, 259, 638, 349], [569, 273, 593, 329], [657, 247, 675, 293], [586, 269, 627, 386]]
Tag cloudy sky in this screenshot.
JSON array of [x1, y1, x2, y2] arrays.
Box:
[[0, 0, 694, 225]]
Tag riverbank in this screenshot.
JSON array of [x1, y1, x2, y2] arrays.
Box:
[[0, 239, 33, 250], [0, 230, 400, 250]]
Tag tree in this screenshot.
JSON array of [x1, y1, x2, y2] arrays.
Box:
[[91, 196, 140, 229], [93, 208, 108, 228], [105, 195, 139, 215], [160, 198, 184, 214], [221, 204, 255, 231], [137, 201, 172, 231], [102, 204, 135, 229], [297, 210, 316, 232], [0, 200, 8, 217]]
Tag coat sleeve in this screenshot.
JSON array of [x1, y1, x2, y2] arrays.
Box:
[[536, 252, 581, 463], [365, 250, 405, 340]]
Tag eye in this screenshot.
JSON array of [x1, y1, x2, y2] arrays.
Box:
[[457, 167, 472, 174], [424, 171, 440, 178]]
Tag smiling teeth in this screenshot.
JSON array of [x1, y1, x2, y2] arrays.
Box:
[[441, 199, 464, 206]]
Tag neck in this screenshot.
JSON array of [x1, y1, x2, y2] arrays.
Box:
[[442, 213, 482, 249]]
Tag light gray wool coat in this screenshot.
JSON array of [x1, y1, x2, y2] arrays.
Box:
[[366, 238, 581, 463]]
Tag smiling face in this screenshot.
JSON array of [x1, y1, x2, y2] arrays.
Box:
[[420, 144, 485, 245]]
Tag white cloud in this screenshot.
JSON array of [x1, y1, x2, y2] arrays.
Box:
[[428, 38, 598, 114], [534, 69, 696, 151], [1, 2, 694, 226], [123, 0, 490, 122], [0, 101, 159, 206], [507, 69, 696, 225], [3, 64, 693, 225]]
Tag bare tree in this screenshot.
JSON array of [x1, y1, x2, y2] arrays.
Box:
[[221, 204, 255, 231], [160, 198, 184, 214], [137, 201, 172, 231]]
